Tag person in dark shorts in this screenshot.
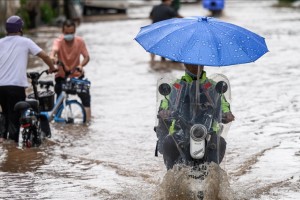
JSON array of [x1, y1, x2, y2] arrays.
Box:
[[149, 0, 182, 62]]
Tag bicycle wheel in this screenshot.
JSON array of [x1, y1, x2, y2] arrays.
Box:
[[55, 100, 86, 124]]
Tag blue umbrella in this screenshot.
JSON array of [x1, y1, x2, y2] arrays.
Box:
[[135, 16, 268, 66]]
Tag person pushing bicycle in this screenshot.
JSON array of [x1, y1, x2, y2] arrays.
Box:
[[50, 19, 91, 122], [0, 15, 56, 143]]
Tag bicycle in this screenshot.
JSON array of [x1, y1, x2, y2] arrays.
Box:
[[14, 68, 90, 147], [39, 70, 90, 124]]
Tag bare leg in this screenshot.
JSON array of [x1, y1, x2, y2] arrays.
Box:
[[85, 107, 91, 123], [150, 53, 155, 62]]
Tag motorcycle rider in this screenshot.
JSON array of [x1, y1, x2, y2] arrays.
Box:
[[0, 15, 56, 143], [155, 64, 235, 169]]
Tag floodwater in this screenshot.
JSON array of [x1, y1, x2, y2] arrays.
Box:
[[1, 0, 300, 199]]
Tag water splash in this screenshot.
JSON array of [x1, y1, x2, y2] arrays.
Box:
[[155, 163, 234, 200], [203, 163, 234, 200]]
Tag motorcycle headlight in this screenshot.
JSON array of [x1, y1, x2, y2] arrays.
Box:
[[190, 124, 207, 141]]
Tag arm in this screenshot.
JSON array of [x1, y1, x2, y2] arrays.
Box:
[[149, 6, 154, 20], [149, 12, 153, 20], [176, 13, 183, 18], [78, 55, 90, 71], [221, 96, 230, 113], [78, 40, 90, 71], [37, 51, 56, 73], [49, 38, 60, 63], [168, 7, 183, 19], [221, 96, 235, 123], [49, 48, 58, 63]]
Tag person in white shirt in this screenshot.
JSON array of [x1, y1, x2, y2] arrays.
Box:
[[0, 15, 56, 143]]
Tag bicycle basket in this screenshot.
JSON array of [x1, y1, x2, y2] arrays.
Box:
[[62, 78, 91, 95], [28, 91, 55, 111]]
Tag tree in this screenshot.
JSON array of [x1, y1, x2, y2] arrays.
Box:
[[0, 0, 7, 36]]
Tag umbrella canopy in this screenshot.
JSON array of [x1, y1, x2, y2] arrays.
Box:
[[135, 16, 269, 66]]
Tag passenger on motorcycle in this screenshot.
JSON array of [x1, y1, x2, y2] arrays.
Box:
[[49, 19, 91, 122], [155, 64, 235, 169], [0, 15, 56, 143]]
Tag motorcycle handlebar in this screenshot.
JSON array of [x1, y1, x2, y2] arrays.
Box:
[[157, 110, 192, 131]]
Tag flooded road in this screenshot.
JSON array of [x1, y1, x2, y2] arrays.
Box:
[[1, 0, 300, 199]]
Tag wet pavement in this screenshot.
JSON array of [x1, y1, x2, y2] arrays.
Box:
[[1, 0, 300, 199]]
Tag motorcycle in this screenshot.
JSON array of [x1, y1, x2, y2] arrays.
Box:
[[155, 73, 232, 173]]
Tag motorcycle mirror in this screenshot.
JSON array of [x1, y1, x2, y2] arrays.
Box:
[[215, 81, 228, 94], [158, 83, 171, 96]]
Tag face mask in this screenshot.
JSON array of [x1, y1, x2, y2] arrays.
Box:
[[64, 34, 74, 41]]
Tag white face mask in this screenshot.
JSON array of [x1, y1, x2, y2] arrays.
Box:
[[64, 34, 75, 41]]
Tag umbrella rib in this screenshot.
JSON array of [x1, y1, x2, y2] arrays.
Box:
[[212, 22, 268, 51], [202, 22, 223, 66], [210, 22, 268, 64], [147, 21, 196, 51], [210, 23, 243, 65], [138, 19, 188, 35], [179, 23, 204, 62]]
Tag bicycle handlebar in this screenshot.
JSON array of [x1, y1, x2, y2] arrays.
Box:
[[27, 70, 49, 81], [56, 60, 83, 79]]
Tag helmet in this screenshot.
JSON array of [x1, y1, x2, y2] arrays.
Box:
[[6, 16, 24, 33]]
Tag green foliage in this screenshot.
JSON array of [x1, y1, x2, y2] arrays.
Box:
[[276, 0, 297, 7], [40, 2, 56, 24], [16, 0, 58, 29], [278, 0, 297, 3], [17, 0, 30, 29], [20, 0, 27, 6], [0, 32, 5, 38]]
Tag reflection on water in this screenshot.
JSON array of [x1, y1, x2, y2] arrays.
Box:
[[0, 142, 48, 200], [0, 143, 46, 173]]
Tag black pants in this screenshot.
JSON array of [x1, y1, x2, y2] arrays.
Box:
[[55, 77, 91, 107], [0, 86, 26, 142], [162, 135, 181, 170], [206, 133, 227, 164], [155, 119, 170, 154]]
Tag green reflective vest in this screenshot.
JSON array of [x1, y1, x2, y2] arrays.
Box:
[[160, 71, 230, 135]]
